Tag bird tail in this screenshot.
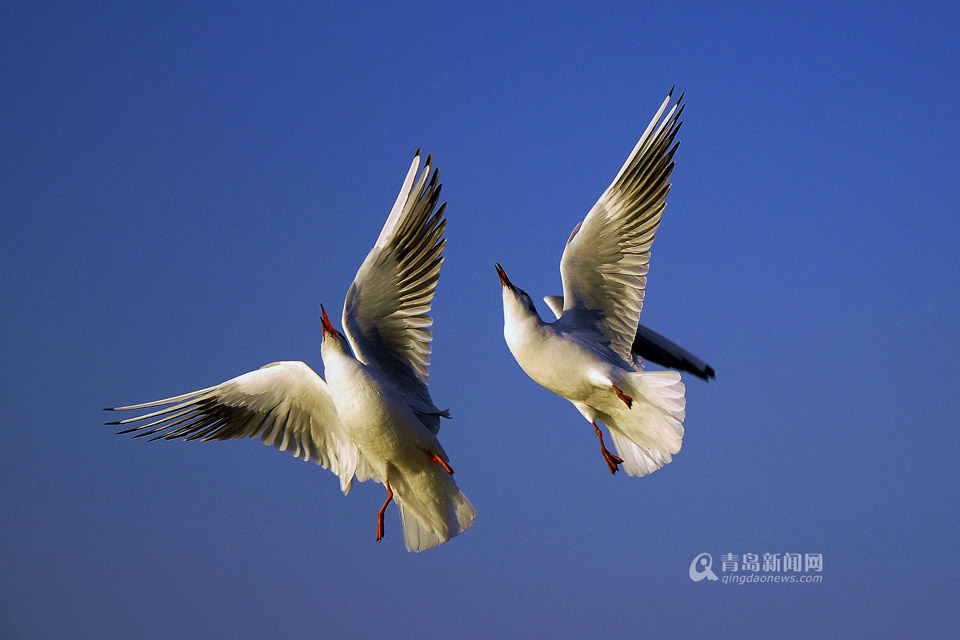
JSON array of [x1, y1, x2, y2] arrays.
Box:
[[390, 467, 476, 552], [607, 370, 686, 477]]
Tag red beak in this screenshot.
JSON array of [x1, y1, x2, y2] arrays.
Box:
[[320, 305, 338, 338], [495, 263, 514, 290]]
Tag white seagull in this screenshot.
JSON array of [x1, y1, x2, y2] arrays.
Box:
[[107, 151, 476, 552], [496, 90, 692, 477]]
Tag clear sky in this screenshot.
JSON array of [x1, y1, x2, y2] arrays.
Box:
[[3, 1, 959, 637]]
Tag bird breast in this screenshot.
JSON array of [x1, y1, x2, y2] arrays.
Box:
[[324, 355, 428, 464], [507, 322, 611, 402]]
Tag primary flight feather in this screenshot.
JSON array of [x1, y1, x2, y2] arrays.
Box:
[[497, 90, 706, 477], [108, 151, 475, 551]]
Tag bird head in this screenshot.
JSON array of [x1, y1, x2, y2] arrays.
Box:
[[496, 263, 539, 324], [320, 305, 348, 352]]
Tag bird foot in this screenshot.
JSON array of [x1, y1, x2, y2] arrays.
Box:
[[376, 483, 394, 542], [425, 450, 454, 475], [593, 422, 623, 475], [602, 448, 625, 475], [612, 384, 633, 409]]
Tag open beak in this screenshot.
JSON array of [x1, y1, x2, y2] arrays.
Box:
[[495, 263, 514, 290], [320, 304, 339, 339]]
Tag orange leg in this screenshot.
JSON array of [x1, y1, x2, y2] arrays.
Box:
[[593, 421, 623, 474], [612, 384, 633, 409], [376, 482, 394, 542], [424, 450, 454, 475]]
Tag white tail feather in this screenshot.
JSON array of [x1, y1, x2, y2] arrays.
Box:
[[606, 370, 686, 477], [390, 469, 476, 552], [610, 431, 666, 477]]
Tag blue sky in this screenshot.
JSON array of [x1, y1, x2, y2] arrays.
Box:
[[3, 1, 959, 637]]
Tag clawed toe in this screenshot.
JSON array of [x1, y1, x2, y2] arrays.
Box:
[[603, 449, 624, 474]]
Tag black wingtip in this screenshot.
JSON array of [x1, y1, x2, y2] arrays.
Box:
[[105, 420, 122, 426], [687, 365, 715, 382], [669, 84, 675, 97]]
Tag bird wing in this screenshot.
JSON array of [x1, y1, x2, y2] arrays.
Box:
[[342, 151, 449, 433], [543, 295, 564, 319], [106, 361, 374, 494], [545, 294, 714, 380], [632, 324, 715, 380], [557, 91, 683, 363]]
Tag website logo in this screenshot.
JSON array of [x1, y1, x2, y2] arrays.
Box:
[[689, 551, 823, 584], [689, 552, 719, 582]]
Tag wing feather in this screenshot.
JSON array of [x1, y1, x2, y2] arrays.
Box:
[[106, 361, 373, 493], [558, 91, 684, 363], [342, 151, 449, 433]]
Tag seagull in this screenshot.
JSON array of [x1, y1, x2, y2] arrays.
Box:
[[496, 89, 696, 477], [107, 151, 475, 552]]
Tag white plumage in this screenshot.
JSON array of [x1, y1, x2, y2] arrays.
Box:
[[108, 151, 475, 551], [496, 90, 689, 477]]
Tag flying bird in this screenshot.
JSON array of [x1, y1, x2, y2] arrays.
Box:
[[107, 151, 475, 551], [497, 89, 700, 477]]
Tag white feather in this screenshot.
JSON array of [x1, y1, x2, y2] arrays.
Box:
[[110, 151, 473, 552]]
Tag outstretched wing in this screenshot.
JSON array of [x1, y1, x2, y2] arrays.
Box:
[[106, 361, 375, 493], [558, 91, 683, 363], [342, 151, 449, 433]]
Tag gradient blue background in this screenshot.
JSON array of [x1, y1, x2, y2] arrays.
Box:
[[3, 1, 958, 637]]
